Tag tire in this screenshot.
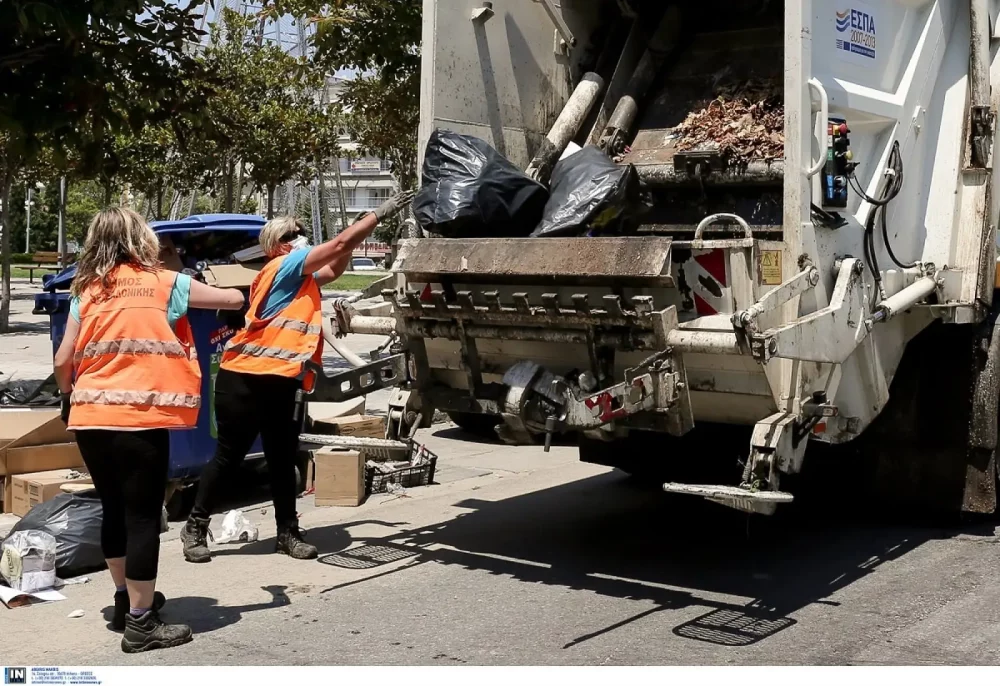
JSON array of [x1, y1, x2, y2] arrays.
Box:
[[447, 411, 501, 438], [842, 318, 997, 517]]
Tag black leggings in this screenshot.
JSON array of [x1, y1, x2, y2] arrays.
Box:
[[191, 368, 301, 530], [75, 429, 169, 582]]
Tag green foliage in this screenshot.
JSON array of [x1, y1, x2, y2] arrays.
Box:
[[266, 0, 422, 189], [0, 1, 212, 167]]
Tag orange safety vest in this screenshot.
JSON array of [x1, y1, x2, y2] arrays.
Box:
[[220, 253, 323, 379], [70, 264, 201, 430]]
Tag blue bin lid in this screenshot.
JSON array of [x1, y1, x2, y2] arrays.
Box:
[[150, 213, 267, 235], [42, 213, 267, 292]]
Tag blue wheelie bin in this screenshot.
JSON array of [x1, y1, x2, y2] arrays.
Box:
[[35, 214, 269, 515]]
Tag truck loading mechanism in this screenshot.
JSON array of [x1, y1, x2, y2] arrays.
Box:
[[314, 0, 1000, 517]]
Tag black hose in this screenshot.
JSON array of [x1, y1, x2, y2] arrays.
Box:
[[851, 141, 913, 303]]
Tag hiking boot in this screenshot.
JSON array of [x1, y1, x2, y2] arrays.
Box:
[[275, 527, 318, 560], [113, 590, 166, 631], [121, 610, 192, 654], [181, 516, 212, 563]]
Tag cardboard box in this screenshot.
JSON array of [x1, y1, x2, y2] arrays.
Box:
[[311, 414, 385, 439], [0, 409, 84, 514], [9, 469, 92, 517], [314, 449, 365, 507], [202, 263, 263, 289]]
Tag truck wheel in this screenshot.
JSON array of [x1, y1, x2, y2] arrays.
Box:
[[849, 318, 998, 517], [447, 411, 501, 439]]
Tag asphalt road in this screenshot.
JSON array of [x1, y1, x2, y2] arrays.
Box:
[[6, 425, 1000, 666]]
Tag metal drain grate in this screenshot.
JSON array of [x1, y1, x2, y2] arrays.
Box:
[[673, 608, 795, 646], [319, 544, 420, 569]]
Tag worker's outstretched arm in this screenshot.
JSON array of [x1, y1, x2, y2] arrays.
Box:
[[188, 279, 245, 310], [303, 189, 413, 278]]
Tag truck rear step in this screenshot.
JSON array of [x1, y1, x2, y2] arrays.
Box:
[[662, 482, 794, 515]]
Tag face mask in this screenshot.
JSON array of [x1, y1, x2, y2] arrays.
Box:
[[288, 236, 310, 252]]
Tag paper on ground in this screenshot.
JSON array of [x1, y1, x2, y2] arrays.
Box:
[[0, 584, 66, 607]]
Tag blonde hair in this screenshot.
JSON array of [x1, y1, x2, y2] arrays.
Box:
[[71, 207, 161, 297], [259, 216, 305, 258]]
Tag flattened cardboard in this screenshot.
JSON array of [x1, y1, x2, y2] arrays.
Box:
[[0, 409, 75, 477], [314, 449, 365, 507], [5, 443, 84, 476], [312, 414, 385, 439], [202, 263, 263, 289]]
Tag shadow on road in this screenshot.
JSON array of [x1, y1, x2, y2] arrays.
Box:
[[102, 585, 293, 633], [308, 468, 996, 649]]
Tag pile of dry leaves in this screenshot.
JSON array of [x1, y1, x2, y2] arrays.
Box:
[[674, 79, 784, 164]]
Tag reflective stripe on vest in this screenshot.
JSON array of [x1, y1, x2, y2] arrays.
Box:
[[74, 338, 199, 364], [70, 389, 201, 409], [267, 317, 322, 336], [223, 342, 315, 362]]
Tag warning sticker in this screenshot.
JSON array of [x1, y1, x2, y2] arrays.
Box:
[[760, 251, 782, 285]]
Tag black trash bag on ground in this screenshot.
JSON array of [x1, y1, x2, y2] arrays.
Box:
[[531, 146, 645, 238], [6, 490, 105, 578], [414, 129, 549, 238]]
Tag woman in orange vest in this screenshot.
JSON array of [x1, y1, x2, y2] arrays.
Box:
[[181, 190, 413, 563], [53, 208, 245, 654]]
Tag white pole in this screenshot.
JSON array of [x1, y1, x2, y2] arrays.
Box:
[[24, 187, 32, 254], [58, 177, 66, 266]]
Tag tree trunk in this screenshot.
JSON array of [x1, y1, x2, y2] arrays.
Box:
[[156, 186, 165, 220], [103, 182, 113, 207], [332, 159, 353, 270], [236, 161, 246, 212], [57, 177, 67, 267], [224, 158, 235, 214], [267, 185, 276, 219], [0, 171, 14, 333], [317, 157, 335, 240]]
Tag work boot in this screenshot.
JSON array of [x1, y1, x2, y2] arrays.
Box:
[[181, 516, 212, 563], [113, 590, 166, 631], [275, 526, 318, 560], [121, 610, 192, 654]]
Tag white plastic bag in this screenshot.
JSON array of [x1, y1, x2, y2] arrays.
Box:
[[214, 510, 259, 544], [1, 530, 57, 592]]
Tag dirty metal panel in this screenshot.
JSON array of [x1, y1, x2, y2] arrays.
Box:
[[395, 238, 673, 287]]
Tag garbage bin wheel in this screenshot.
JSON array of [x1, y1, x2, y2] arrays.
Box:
[[295, 450, 312, 494], [447, 411, 501, 438], [165, 484, 197, 522]]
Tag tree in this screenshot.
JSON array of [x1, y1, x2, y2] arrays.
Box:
[[0, 0, 213, 331], [265, 1, 422, 189], [201, 9, 338, 219]]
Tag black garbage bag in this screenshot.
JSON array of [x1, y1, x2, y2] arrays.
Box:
[[6, 490, 105, 578], [414, 129, 549, 238], [531, 146, 645, 238]]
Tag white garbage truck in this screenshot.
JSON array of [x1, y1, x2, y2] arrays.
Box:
[[323, 0, 1000, 515]]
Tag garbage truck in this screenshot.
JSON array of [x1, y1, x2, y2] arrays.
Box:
[[323, 0, 1000, 516]]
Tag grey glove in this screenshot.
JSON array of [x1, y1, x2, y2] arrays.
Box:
[[373, 189, 415, 222]]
